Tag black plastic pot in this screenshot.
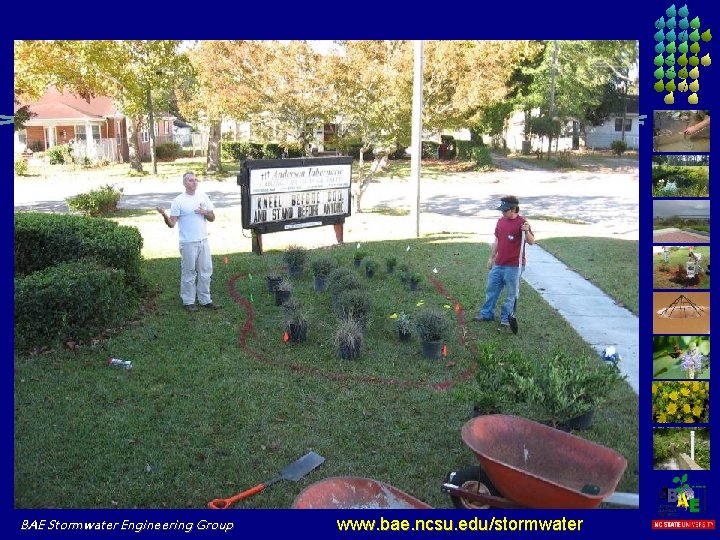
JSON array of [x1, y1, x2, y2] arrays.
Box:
[[288, 265, 303, 278], [560, 409, 595, 431], [399, 330, 411, 342], [338, 341, 361, 361], [275, 289, 291, 306], [267, 276, 282, 294], [313, 275, 328, 292], [288, 323, 307, 343], [420, 340, 443, 359]]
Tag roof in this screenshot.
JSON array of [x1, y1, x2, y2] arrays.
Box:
[[20, 87, 121, 122], [18, 87, 175, 124]]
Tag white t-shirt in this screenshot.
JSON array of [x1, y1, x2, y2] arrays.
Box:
[[169, 191, 214, 244]]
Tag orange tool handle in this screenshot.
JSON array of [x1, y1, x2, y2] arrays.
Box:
[[207, 483, 266, 509]]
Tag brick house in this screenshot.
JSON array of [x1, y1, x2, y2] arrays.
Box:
[[15, 87, 175, 162]]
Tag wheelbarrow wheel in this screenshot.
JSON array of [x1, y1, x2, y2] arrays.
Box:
[[446, 466, 501, 509]]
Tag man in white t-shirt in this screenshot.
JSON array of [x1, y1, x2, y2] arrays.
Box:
[[156, 172, 219, 312]]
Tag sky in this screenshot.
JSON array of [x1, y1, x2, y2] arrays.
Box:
[[653, 199, 710, 218]]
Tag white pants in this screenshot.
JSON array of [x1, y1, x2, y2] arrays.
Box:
[[179, 239, 213, 306]]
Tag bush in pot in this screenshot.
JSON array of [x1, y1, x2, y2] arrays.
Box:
[[414, 307, 453, 359], [408, 272, 422, 291], [311, 255, 337, 292], [396, 312, 412, 341], [266, 270, 283, 294], [327, 268, 362, 306], [283, 297, 308, 343], [283, 245, 307, 277], [385, 256, 397, 274], [353, 250, 368, 268], [334, 289, 372, 329], [334, 317, 363, 361], [364, 258, 378, 278], [274, 278, 293, 306], [510, 350, 627, 429]]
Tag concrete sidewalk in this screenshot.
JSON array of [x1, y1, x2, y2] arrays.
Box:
[[521, 244, 639, 394]]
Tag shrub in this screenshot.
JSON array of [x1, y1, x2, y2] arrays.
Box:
[[14, 259, 139, 351], [471, 146, 493, 169], [282, 245, 308, 269], [611, 140, 628, 156], [334, 289, 372, 328], [414, 307, 453, 342], [455, 141, 479, 161], [334, 317, 363, 360], [14, 158, 28, 176], [311, 255, 338, 279], [421, 141, 440, 159], [66, 184, 124, 217], [327, 268, 361, 294], [155, 142, 182, 161], [14, 212, 144, 292], [47, 144, 73, 165]]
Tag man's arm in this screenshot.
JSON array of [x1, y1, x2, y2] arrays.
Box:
[[195, 207, 215, 222], [487, 239, 498, 269], [521, 221, 536, 245], [156, 207, 178, 228]]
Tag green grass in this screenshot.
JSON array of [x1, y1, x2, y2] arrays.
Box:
[[653, 428, 710, 470], [653, 246, 710, 289], [14, 236, 638, 508], [538, 237, 639, 315]]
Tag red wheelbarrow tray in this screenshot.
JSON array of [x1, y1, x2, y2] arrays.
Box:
[[292, 477, 432, 509], [461, 414, 628, 509]]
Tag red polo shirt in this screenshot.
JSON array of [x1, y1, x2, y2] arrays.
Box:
[[494, 215, 529, 266]]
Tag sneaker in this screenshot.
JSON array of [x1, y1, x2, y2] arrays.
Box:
[[472, 315, 494, 322], [200, 302, 221, 310], [184, 304, 198, 312], [499, 320, 510, 327]]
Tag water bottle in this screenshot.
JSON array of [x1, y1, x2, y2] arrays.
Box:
[[107, 357, 132, 369]]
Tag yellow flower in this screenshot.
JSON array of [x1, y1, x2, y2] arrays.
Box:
[[693, 381, 700, 392], [657, 413, 667, 423], [669, 391, 679, 401], [681, 387, 691, 397], [652, 383, 658, 394], [693, 405, 703, 417], [685, 417, 695, 423], [683, 404, 692, 414], [666, 403, 678, 414]]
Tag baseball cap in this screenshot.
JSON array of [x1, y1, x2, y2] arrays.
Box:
[[496, 200, 516, 212]]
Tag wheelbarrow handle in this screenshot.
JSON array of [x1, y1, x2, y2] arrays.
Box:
[[208, 483, 267, 509]]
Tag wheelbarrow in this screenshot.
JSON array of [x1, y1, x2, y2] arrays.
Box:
[[293, 415, 637, 510], [442, 414, 635, 509]]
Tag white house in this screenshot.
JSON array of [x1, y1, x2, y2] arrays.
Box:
[[585, 95, 640, 150], [502, 110, 578, 154]]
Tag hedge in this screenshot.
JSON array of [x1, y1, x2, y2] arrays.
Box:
[[221, 141, 304, 162], [14, 212, 144, 292], [14, 259, 139, 351]]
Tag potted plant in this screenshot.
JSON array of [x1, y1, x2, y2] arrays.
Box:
[[396, 312, 412, 341], [283, 245, 307, 278], [385, 256, 397, 274], [274, 278, 293, 306], [311, 255, 337, 292], [334, 317, 363, 361], [327, 268, 362, 306], [283, 298, 308, 343], [364, 258, 378, 278], [353, 250, 368, 268], [408, 272, 422, 291], [414, 307, 453, 359], [510, 350, 627, 430], [266, 270, 283, 294], [334, 289, 372, 329]]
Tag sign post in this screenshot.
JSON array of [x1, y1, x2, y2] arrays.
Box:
[[238, 157, 353, 254]]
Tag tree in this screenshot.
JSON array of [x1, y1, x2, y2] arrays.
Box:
[[14, 40, 193, 172]]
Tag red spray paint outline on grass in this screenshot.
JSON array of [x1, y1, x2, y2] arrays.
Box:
[[228, 273, 478, 391]]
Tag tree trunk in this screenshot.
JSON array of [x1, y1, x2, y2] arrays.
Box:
[[126, 116, 143, 173], [206, 120, 222, 173], [546, 135, 553, 160]]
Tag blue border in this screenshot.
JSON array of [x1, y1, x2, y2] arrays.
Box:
[[5, 1, 718, 538]]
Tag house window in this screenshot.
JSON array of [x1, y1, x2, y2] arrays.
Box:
[[75, 125, 100, 142], [614, 118, 632, 132], [141, 130, 149, 143]]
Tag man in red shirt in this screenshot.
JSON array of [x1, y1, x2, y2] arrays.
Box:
[[474, 195, 535, 326]]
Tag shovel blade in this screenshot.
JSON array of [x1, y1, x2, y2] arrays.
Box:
[[281, 451, 325, 481]]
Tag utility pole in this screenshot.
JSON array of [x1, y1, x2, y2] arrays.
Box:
[[547, 40, 558, 158], [410, 40, 424, 238], [146, 85, 157, 175]]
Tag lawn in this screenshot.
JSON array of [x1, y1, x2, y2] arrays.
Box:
[[14, 236, 639, 509], [653, 246, 710, 290], [652, 165, 709, 197], [537, 237, 639, 315]]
